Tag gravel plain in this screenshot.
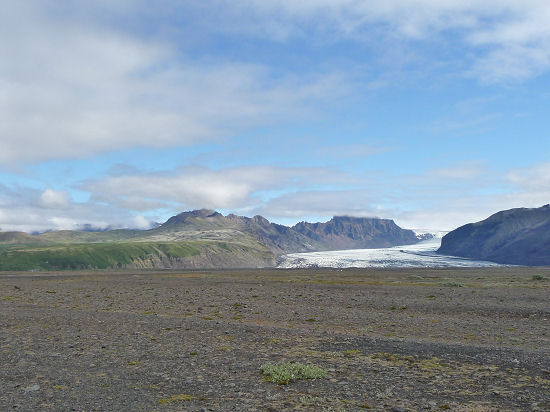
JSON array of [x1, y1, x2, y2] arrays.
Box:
[[1, 267, 549, 411]]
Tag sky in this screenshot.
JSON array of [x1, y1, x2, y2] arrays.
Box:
[[1, 0, 550, 232]]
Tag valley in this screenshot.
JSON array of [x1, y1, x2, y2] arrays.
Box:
[[1, 267, 548, 411]]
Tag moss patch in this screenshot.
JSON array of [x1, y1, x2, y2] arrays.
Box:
[[260, 361, 328, 385]]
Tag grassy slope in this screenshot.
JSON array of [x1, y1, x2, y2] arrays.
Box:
[[0, 240, 273, 271], [0, 215, 278, 270], [38, 229, 144, 243]]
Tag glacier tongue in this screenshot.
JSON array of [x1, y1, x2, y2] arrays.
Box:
[[277, 238, 504, 269]]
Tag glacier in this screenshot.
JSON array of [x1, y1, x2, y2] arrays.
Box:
[[277, 237, 504, 269]]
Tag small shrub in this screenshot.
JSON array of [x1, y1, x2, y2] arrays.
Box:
[[158, 394, 194, 405], [532, 274, 546, 281], [260, 361, 328, 385], [343, 349, 360, 357], [439, 281, 463, 287], [299, 395, 325, 406]]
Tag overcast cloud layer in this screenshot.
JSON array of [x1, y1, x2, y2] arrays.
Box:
[[1, 1, 549, 232]]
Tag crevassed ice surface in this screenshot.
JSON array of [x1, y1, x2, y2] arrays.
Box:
[[277, 238, 504, 269]]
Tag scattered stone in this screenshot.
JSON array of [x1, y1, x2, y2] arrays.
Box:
[[1, 268, 548, 411], [23, 385, 40, 393]]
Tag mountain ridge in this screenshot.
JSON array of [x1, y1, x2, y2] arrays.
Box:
[[437, 204, 550, 266], [293, 215, 420, 250], [0, 209, 424, 270]]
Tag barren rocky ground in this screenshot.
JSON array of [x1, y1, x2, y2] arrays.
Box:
[[1, 267, 549, 411]]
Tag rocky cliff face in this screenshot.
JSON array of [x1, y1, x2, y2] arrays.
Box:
[[438, 205, 550, 266], [163, 209, 223, 226], [292, 216, 420, 250], [124, 244, 275, 269], [229, 214, 322, 255]]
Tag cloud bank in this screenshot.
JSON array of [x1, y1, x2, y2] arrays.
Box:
[[2, 161, 550, 232], [3, 1, 550, 165], [0, 3, 341, 165]]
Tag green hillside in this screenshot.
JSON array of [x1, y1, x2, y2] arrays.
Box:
[[38, 229, 144, 243], [0, 240, 273, 271]]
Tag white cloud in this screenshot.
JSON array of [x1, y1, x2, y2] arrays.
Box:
[[40, 189, 70, 208], [1, 1, 548, 168], [83, 165, 352, 211], [506, 162, 550, 191], [2, 161, 550, 233], [77, 160, 550, 232], [430, 161, 487, 180], [0, 185, 154, 232], [0, 3, 343, 166], [253, 190, 383, 219], [130, 215, 154, 230], [229, 0, 550, 82]]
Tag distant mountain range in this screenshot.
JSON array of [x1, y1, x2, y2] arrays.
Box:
[[438, 204, 550, 266], [0, 209, 425, 270]]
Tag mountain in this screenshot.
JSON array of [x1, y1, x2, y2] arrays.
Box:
[[139, 210, 421, 254], [147, 209, 321, 254], [0, 209, 422, 270], [0, 231, 50, 245], [293, 216, 420, 250], [437, 205, 550, 266]]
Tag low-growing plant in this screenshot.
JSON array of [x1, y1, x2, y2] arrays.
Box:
[[260, 361, 328, 385], [439, 281, 463, 287], [343, 349, 360, 357], [157, 394, 194, 405], [298, 395, 325, 406], [532, 274, 546, 281]]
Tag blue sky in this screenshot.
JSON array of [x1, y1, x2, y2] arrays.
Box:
[[1, 1, 549, 232]]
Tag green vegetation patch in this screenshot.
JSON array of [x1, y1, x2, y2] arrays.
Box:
[[260, 361, 328, 385], [439, 280, 464, 287], [0, 241, 203, 270], [0, 237, 275, 271], [157, 393, 194, 405]]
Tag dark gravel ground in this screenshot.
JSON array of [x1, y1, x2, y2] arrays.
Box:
[[1, 267, 549, 411]]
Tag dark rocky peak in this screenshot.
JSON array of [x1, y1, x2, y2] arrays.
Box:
[[163, 209, 221, 226], [293, 215, 419, 248], [225, 213, 249, 224], [296, 216, 398, 234], [251, 215, 270, 226], [438, 204, 550, 266], [224, 214, 272, 228], [332, 215, 381, 222], [330, 215, 396, 228]]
